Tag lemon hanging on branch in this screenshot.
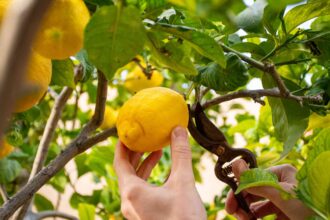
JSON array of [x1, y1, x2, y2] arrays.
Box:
[[15, 51, 52, 112], [116, 87, 188, 152], [33, 0, 90, 59], [100, 106, 118, 130], [123, 57, 164, 93]]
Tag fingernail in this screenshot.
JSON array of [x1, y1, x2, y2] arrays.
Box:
[[173, 126, 187, 138]]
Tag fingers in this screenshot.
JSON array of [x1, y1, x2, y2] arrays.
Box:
[[128, 151, 143, 169], [136, 150, 163, 180], [169, 127, 193, 177], [232, 159, 249, 182], [267, 164, 297, 184], [114, 142, 136, 179], [250, 201, 288, 219], [225, 190, 263, 215]]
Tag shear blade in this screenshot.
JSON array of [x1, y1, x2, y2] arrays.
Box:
[[194, 103, 227, 143]]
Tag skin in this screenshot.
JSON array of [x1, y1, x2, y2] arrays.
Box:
[[114, 127, 206, 220], [226, 160, 315, 220], [114, 126, 314, 220]]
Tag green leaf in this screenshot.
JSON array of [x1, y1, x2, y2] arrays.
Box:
[[307, 31, 330, 69], [70, 192, 101, 209], [231, 42, 266, 57], [75, 153, 90, 178], [267, 0, 303, 11], [311, 15, 330, 31], [235, 0, 267, 33], [76, 49, 96, 82], [34, 193, 54, 211], [236, 168, 290, 196], [228, 119, 256, 135], [307, 151, 330, 217], [84, 5, 146, 80], [78, 203, 95, 220], [51, 59, 75, 88], [152, 23, 226, 68], [49, 170, 67, 193], [0, 158, 21, 183], [297, 128, 330, 181], [84, 0, 112, 6], [262, 75, 310, 156], [284, 1, 330, 33], [191, 53, 248, 91], [147, 32, 197, 75], [86, 146, 114, 176]]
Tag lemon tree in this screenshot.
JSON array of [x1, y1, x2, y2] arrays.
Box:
[[0, 0, 330, 220]]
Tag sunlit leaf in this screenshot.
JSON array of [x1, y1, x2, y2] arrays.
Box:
[[85, 5, 146, 80], [307, 151, 330, 217], [78, 203, 95, 220], [284, 1, 330, 33]]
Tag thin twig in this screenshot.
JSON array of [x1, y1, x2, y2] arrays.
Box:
[[202, 88, 323, 109], [36, 210, 78, 220], [0, 185, 9, 202], [0, 72, 110, 220], [0, 0, 52, 139], [14, 68, 83, 220], [264, 63, 290, 96], [219, 42, 289, 95]]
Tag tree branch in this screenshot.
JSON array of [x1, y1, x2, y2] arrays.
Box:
[[0, 72, 110, 220], [218, 42, 321, 99], [0, 185, 9, 202], [36, 210, 78, 220], [0, 0, 52, 139], [202, 88, 323, 109], [14, 67, 83, 220]]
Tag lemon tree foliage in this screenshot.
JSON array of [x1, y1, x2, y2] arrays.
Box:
[[0, 0, 330, 219]]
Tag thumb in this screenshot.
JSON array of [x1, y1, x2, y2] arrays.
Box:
[[169, 126, 193, 177]]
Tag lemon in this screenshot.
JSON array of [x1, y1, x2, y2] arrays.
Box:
[[0, 0, 10, 23], [33, 0, 90, 59], [117, 87, 188, 152], [0, 139, 14, 159], [124, 66, 164, 93], [14, 51, 52, 112], [122, 57, 164, 93], [100, 106, 118, 130]]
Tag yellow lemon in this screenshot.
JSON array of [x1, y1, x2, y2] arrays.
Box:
[[15, 51, 52, 112], [122, 57, 164, 93], [0, 0, 10, 23], [117, 87, 188, 152], [33, 0, 90, 59], [124, 66, 164, 93], [0, 139, 14, 159], [100, 106, 118, 130]]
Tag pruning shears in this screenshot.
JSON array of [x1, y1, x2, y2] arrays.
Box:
[[188, 102, 257, 219]]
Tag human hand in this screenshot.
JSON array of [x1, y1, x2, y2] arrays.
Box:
[[225, 159, 314, 220], [114, 126, 207, 220]]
